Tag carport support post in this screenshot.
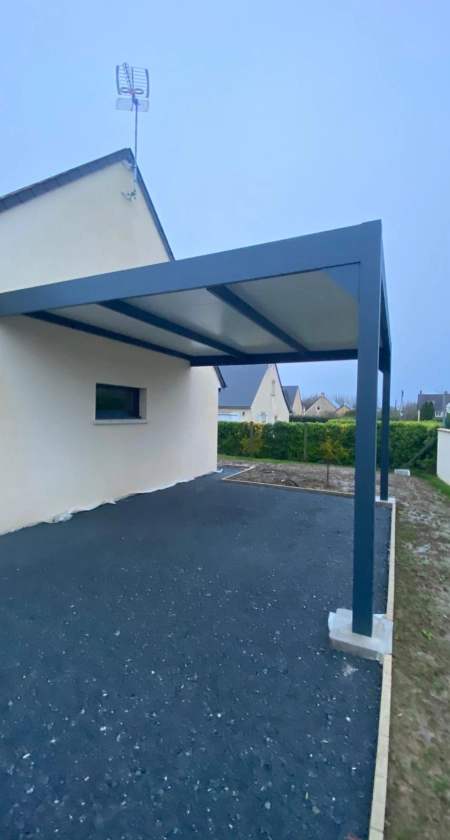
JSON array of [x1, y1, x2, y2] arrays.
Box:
[[380, 358, 391, 501], [352, 240, 382, 637]]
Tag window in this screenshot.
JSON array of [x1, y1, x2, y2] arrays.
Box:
[[96, 384, 141, 420], [316, 405, 321, 411], [271, 379, 276, 396], [258, 412, 269, 423]]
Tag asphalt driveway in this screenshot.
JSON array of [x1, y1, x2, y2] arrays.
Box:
[[0, 472, 391, 840]]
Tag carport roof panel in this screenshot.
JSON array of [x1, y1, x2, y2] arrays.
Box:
[[0, 220, 390, 365]]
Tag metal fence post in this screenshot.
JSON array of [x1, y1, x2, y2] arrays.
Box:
[[353, 230, 382, 637]]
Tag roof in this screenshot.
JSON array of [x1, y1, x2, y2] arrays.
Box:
[[0, 220, 391, 372], [0, 148, 174, 262], [418, 392, 449, 407], [218, 364, 268, 407], [0, 149, 230, 386], [302, 395, 319, 411], [303, 393, 338, 412], [282, 385, 300, 412]]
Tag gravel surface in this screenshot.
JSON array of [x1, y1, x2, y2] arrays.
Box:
[[0, 471, 391, 839]]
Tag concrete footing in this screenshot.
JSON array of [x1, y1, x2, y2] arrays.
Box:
[[328, 608, 393, 662], [375, 495, 396, 505]]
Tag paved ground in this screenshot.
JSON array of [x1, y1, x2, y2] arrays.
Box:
[[0, 472, 391, 840]]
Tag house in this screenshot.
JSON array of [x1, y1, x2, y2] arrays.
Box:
[[282, 385, 303, 416], [302, 392, 338, 417], [0, 149, 219, 534], [334, 403, 352, 417], [417, 391, 450, 420], [218, 364, 289, 423]]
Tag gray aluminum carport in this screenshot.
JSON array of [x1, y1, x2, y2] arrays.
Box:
[[0, 219, 391, 637]]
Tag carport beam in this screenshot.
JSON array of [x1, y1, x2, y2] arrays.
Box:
[[380, 361, 391, 501], [352, 241, 382, 637]]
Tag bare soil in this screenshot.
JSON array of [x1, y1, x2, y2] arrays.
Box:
[[219, 459, 450, 839]]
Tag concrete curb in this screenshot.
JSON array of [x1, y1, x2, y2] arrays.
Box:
[[369, 500, 396, 840]]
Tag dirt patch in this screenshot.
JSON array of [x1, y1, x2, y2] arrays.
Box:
[[219, 459, 450, 838], [220, 460, 357, 493]]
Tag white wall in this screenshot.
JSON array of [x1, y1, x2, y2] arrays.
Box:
[[0, 161, 170, 293], [437, 429, 450, 486], [218, 365, 289, 424], [0, 316, 218, 533], [251, 365, 289, 423]]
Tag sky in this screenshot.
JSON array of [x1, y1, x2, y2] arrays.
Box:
[[1, 0, 449, 405]]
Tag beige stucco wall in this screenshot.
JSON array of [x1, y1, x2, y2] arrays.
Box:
[[0, 161, 170, 293], [334, 404, 351, 417], [0, 317, 218, 534], [252, 365, 289, 423], [291, 390, 303, 416], [437, 428, 450, 486], [218, 365, 289, 423]]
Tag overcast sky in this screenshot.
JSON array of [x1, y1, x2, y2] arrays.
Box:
[[1, 0, 449, 404]]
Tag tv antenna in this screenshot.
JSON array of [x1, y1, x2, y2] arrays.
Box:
[[116, 63, 149, 200]]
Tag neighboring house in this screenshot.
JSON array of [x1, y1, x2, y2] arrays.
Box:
[[334, 403, 352, 417], [218, 364, 289, 423], [282, 385, 303, 416], [0, 149, 219, 534], [302, 392, 338, 417], [417, 391, 450, 420]]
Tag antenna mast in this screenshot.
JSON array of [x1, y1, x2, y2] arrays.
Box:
[[116, 63, 149, 200]]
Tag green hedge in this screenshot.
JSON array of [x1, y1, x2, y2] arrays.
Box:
[[218, 420, 438, 472]]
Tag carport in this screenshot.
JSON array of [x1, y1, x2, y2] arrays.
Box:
[[0, 219, 391, 637]]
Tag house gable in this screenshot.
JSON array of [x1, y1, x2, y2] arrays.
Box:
[[304, 393, 338, 417], [252, 364, 290, 423], [282, 385, 303, 415], [0, 150, 172, 294]]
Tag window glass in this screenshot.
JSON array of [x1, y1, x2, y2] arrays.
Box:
[[96, 384, 141, 420]]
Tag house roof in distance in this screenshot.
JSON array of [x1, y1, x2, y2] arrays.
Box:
[[218, 364, 269, 407], [0, 148, 174, 261], [303, 393, 338, 411], [282, 385, 300, 412], [302, 395, 318, 411], [417, 391, 449, 407]]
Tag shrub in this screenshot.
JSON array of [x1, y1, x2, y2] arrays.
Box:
[[289, 415, 329, 423], [420, 401, 435, 421], [218, 420, 438, 472]]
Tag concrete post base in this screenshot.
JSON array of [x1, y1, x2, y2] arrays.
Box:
[[375, 495, 396, 505], [328, 608, 393, 662]]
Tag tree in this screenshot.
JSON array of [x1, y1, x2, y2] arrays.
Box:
[[333, 393, 356, 409], [320, 435, 345, 488], [420, 401, 435, 421], [402, 401, 418, 421]]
